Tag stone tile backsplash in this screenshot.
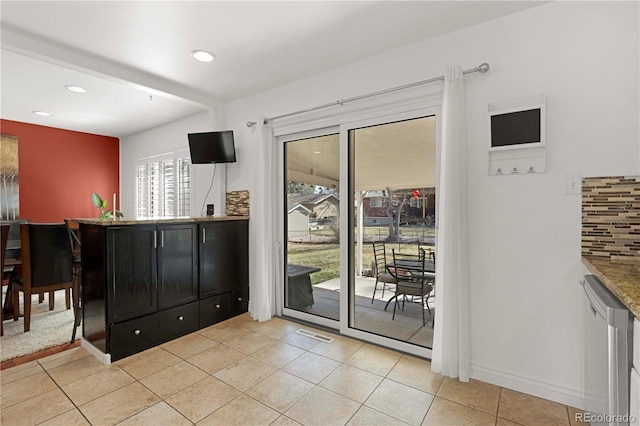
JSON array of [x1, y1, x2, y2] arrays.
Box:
[[582, 176, 640, 261], [226, 190, 250, 216]]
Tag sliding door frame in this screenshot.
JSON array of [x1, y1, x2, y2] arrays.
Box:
[[338, 107, 441, 359], [278, 126, 341, 330], [273, 84, 443, 357]]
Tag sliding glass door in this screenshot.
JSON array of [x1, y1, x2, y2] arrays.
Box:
[[347, 115, 436, 351], [283, 131, 341, 325], [279, 108, 439, 356]]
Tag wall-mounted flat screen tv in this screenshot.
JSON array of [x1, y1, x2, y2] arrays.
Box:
[[488, 101, 545, 151], [188, 131, 236, 164]]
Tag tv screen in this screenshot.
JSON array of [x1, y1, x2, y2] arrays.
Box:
[[489, 107, 543, 150], [188, 131, 236, 164]]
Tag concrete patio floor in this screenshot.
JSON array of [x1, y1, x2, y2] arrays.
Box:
[[290, 276, 433, 348]]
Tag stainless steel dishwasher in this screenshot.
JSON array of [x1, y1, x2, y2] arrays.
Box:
[[582, 274, 633, 425]]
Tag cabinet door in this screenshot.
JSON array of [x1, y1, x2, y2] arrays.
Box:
[[199, 221, 248, 298], [107, 226, 157, 323], [157, 224, 198, 309]]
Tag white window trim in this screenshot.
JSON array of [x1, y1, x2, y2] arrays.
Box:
[[136, 149, 192, 219]]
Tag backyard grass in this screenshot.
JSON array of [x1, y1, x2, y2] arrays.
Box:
[[287, 243, 340, 285], [287, 227, 434, 285]]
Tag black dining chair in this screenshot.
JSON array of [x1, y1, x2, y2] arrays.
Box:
[[2, 219, 30, 318], [11, 223, 74, 332], [0, 223, 9, 336], [371, 242, 396, 303], [65, 219, 82, 342], [390, 248, 434, 326]]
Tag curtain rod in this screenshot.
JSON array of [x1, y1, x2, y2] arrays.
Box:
[[246, 63, 489, 127]]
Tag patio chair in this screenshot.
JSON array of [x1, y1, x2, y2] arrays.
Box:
[[390, 249, 434, 326], [371, 242, 396, 303]]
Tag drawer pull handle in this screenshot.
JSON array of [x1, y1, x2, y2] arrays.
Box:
[[237, 297, 242, 301], [178, 316, 184, 321], [134, 329, 141, 335], [215, 304, 221, 309]]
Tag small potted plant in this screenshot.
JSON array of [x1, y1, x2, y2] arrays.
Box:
[[91, 192, 123, 219]]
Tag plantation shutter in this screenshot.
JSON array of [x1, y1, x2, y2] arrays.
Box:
[[136, 154, 191, 218]]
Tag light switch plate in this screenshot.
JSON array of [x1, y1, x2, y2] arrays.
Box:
[[564, 173, 582, 195]]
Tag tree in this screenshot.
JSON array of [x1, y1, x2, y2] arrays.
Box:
[[287, 181, 315, 194], [385, 187, 409, 241]]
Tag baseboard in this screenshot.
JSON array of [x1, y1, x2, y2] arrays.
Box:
[[81, 338, 111, 365], [471, 362, 585, 410]]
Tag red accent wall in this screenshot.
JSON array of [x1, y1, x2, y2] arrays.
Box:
[[0, 119, 119, 223]]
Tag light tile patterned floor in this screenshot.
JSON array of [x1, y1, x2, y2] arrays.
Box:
[[1, 313, 583, 426]]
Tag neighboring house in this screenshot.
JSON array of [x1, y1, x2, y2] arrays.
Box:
[[287, 193, 339, 226], [287, 203, 311, 240], [361, 188, 436, 226]]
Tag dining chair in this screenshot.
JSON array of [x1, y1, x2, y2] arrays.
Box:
[[0, 223, 10, 336], [65, 219, 82, 343], [11, 223, 74, 332], [2, 218, 29, 321], [390, 248, 434, 326], [371, 241, 396, 303]]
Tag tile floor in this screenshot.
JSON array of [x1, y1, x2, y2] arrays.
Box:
[[1, 314, 583, 426]]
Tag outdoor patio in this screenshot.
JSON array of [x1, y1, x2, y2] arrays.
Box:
[[293, 276, 433, 348]]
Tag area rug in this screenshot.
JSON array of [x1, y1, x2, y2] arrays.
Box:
[[1, 291, 79, 362]]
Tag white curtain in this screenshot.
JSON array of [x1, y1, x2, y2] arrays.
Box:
[[249, 117, 279, 321], [431, 66, 471, 381]]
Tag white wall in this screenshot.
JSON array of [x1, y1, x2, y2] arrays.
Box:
[[118, 1, 639, 407], [120, 110, 229, 219], [223, 1, 639, 407]]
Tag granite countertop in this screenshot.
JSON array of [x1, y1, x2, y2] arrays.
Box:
[[582, 255, 640, 318], [74, 215, 249, 226]]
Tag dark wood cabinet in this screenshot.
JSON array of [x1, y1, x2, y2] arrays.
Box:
[[157, 224, 198, 310], [199, 220, 249, 298], [81, 218, 248, 362], [107, 225, 157, 323]]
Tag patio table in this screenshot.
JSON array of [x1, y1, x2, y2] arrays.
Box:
[[287, 264, 320, 308]]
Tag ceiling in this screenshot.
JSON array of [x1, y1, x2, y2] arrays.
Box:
[[285, 116, 435, 191], [0, 1, 546, 138], [353, 116, 436, 191]]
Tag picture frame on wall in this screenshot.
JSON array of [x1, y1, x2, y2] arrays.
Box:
[[0, 134, 19, 220]]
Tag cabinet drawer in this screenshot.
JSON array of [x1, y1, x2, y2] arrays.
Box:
[[110, 314, 158, 361], [158, 301, 200, 343], [200, 293, 232, 328], [232, 288, 249, 316]]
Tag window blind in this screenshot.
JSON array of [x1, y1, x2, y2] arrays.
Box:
[[136, 157, 191, 218]]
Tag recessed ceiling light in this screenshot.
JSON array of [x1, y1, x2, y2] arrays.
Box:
[[65, 85, 87, 93], [314, 151, 321, 154], [191, 50, 215, 62], [33, 111, 51, 117]]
